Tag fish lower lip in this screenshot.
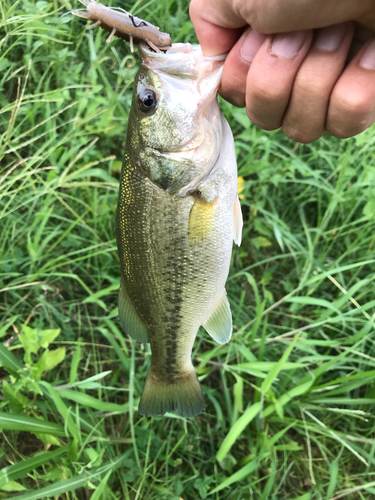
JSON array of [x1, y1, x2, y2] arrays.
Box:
[[174, 146, 198, 153]]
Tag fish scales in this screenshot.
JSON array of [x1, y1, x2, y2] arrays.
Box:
[[116, 43, 243, 417]]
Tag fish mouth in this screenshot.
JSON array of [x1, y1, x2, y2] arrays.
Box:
[[139, 42, 227, 62], [139, 42, 226, 82]]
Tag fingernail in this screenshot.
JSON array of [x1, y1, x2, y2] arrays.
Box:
[[271, 31, 306, 59], [360, 38, 375, 70], [314, 23, 347, 51], [240, 28, 267, 63]]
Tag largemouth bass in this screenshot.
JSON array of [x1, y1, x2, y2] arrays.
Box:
[[116, 43, 243, 418]]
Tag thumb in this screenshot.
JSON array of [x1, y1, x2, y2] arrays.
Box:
[[189, 0, 246, 56]]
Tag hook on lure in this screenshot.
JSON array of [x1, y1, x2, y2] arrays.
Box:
[[71, 0, 172, 53]]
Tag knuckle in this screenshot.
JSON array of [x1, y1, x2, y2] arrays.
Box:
[[249, 81, 285, 106], [294, 73, 329, 99], [238, 0, 273, 33], [327, 89, 373, 138], [221, 76, 246, 108], [246, 109, 279, 130], [336, 90, 370, 119], [282, 124, 321, 143]]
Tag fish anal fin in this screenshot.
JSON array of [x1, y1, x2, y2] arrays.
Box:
[[118, 285, 149, 344], [233, 194, 243, 246], [138, 367, 205, 417], [188, 196, 218, 245], [202, 291, 232, 344]]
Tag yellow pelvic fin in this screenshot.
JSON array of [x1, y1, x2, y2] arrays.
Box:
[[188, 196, 218, 245]]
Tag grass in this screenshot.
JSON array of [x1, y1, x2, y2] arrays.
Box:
[[1, 0, 375, 498]]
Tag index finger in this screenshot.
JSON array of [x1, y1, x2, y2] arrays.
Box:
[[189, 1, 246, 56]]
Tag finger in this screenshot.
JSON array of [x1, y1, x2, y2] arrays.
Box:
[[348, 22, 374, 61], [326, 37, 375, 138], [190, 0, 375, 56], [219, 28, 267, 107], [245, 30, 313, 130], [282, 23, 355, 143], [189, 0, 245, 56]]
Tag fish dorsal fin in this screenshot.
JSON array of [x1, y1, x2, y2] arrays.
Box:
[[118, 285, 149, 344], [233, 194, 243, 246], [202, 291, 232, 345]]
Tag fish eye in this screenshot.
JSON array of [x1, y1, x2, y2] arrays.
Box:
[[138, 88, 157, 113]]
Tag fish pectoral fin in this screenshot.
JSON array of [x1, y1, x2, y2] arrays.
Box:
[[188, 195, 218, 245], [233, 194, 243, 246], [202, 291, 232, 345], [118, 285, 149, 344]]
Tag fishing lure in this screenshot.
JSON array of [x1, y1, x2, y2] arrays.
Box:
[[71, 0, 172, 52]]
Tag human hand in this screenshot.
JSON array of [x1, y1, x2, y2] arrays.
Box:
[[190, 0, 375, 142]]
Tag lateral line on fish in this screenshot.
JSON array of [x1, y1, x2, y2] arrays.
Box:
[[70, 1, 172, 53]]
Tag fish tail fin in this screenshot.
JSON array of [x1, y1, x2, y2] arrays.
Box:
[[138, 367, 205, 418]]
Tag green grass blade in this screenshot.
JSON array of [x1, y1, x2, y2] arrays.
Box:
[[0, 343, 23, 372], [261, 335, 300, 394], [209, 460, 258, 494], [56, 389, 129, 412], [11, 453, 129, 500], [0, 446, 69, 488], [216, 402, 262, 461], [39, 382, 80, 441], [0, 412, 66, 436]]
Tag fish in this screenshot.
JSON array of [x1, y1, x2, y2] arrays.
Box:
[[116, 42, 243, 418]]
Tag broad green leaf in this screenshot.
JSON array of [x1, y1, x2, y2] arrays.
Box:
[[363, 199, 375, 217], [2, 380, 30, 412], [35, 348, 66, 379], [216, 403, 262, 461], [19, 325, 40, 356], [19, 327, 61, 359], [0, 480, 26, 492], [38, 329, 61, 349], [33, 433, 62, 446]]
